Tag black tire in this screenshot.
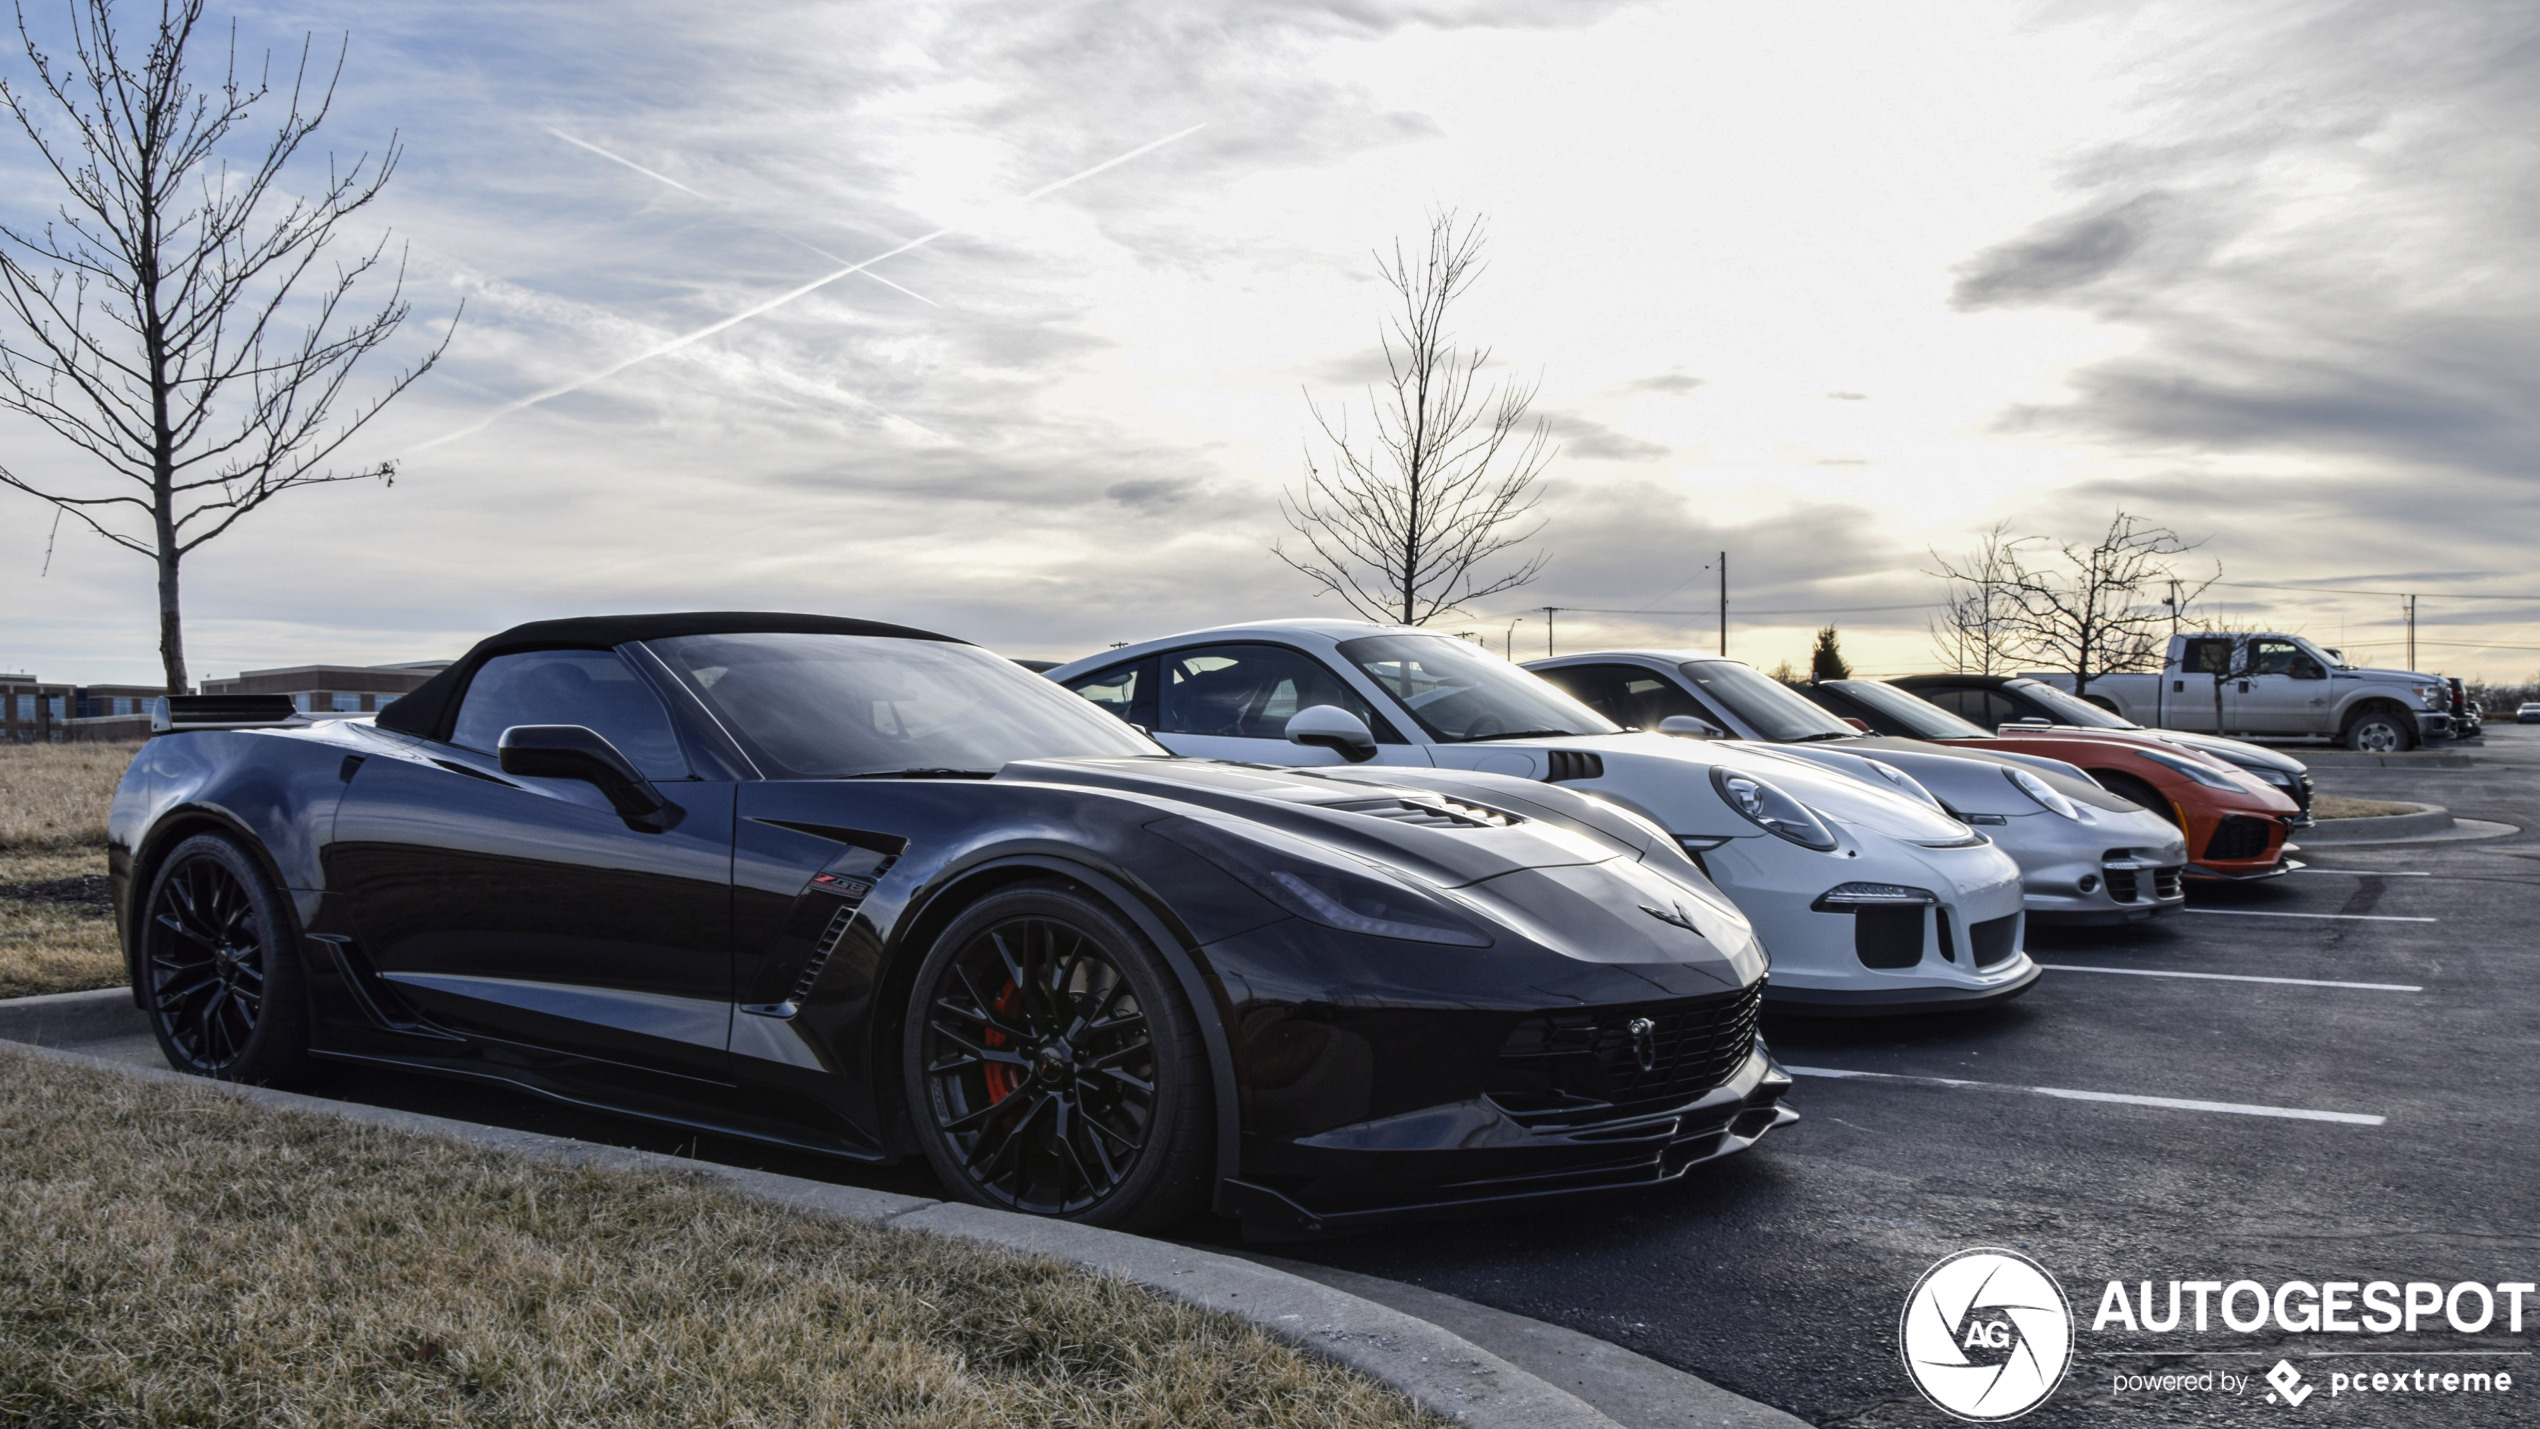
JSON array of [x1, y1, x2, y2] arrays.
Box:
[[137, 833, 310, 1084], [2094, 770, 2181, 828], [2344, 707, 2415, 754], [903, 881, 1213, 1232]]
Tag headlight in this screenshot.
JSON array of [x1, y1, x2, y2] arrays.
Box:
[[2251, 767, 2297, 790], [1863, 759, 1946, 811], [2135, 747, 2243, 791], [1709, 767, 1839, 851], [2005, 766, 2082, 820], [1150, 817, 1491, 946], [2411, 684, 2446, 710]]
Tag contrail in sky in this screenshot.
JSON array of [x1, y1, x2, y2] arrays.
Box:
[[544, 126, 939, 307], [413, 123, 1206, 455]]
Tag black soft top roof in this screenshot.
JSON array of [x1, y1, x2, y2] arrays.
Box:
[[377, 611, 963, 739]]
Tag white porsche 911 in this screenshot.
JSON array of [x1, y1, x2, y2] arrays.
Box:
[[1045, 621, 2037, 1015]]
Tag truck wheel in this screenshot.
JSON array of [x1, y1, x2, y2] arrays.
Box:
[[2094, 771, 2180, 828], [2343, 709, 2414, 754], [904, 881, 1215, 1233]]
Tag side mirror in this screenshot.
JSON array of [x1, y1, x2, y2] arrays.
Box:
[[1657, 715, 1726, 739], [499, 725, 678, 829], [1841, 716, 1872, 732], [1285, 704, 1378, 763], [2293, 660, 2325, 681]]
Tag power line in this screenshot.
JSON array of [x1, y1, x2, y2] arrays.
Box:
[[2214, 580, 2540, 603], [1483, 600, 1933, 621]]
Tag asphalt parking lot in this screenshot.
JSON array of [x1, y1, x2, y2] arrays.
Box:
[[1242, 727, 2540, 1426], [36, 730, 2540, 1426]]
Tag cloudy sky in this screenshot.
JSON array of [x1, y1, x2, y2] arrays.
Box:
[[4, 0, 2536, 686]]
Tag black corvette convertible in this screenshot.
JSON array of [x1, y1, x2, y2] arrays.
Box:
[[109, 613, 1794, 1232]]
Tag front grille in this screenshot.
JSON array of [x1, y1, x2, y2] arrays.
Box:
[[2293, 773, 2316, 815], [2105, 867, 2139, 902], [1543, 749, 1604, 783], [1969, 913, 2020, 967], [2152, 866, 2183, 900], [2204, 815, 2277, 862], [1494, 984, 1764, 1114], [1854, 905, 1924, 968], [1328, 796, 1519, 829]]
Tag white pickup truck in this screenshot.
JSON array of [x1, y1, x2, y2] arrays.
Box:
[[2026, 632, 2453, 752]]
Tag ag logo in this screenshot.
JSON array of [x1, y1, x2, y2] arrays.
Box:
[[1900, 1248, 2073, 1421]]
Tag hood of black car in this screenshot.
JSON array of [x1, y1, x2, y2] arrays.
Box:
[[998, 756, 1637, 889]]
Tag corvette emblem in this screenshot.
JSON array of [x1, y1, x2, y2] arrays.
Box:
[[1640, 902, 1701, 933], [1627, 1016, 1658, 1072]]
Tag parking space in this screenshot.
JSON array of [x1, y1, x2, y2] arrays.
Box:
[[33, 738, 2539, 1426], [1236, 748, 2540, 1426]]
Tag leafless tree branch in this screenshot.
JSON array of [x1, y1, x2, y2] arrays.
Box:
[[0, 0, 455, 690], [1274, 210, 1551, 626]]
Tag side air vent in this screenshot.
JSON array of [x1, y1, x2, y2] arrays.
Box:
[[749, 855, 894, 1019], [1968, 913, 2020, 968], [1328, 796, 1521, 829], [1543, 750, 1604, 783]]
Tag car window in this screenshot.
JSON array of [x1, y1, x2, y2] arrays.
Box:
[[2181, 637, 2234, 676], [451, 649, 690, 780], [1536, 664, 1720, 730], [651, 632, 1159, 779], [1338, 633, 1617, 743], [2250, 639, 2300, 676], [1999, 678, 2137, 729], [1821, 680, 1992, 739], [1916, 685, 1995, 725], [1677, 660, 1858, 742], [1063, 657, 1158, 729], [1158, 643, 1398, 741]]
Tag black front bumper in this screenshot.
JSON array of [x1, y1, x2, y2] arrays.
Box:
[[1224, 1048, 1795, 1235]]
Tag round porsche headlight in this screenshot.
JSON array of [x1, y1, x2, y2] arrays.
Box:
[[1709, 767, 1839, 851], [2005, 766, 2082, 820]]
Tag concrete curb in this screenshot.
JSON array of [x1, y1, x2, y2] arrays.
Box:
[[2297, 751, 2476, 769], [0, 991, 1626, 1429], [2300, 803, 2456, 842]]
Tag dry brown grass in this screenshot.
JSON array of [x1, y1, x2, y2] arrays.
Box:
[[0, 741, 133, 851], [0, 848, 121, 999], [0, 1045, 1441, 1429], [2312, 794, 2423, 820]]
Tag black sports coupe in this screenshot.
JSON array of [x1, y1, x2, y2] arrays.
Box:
[[109, 613, 1793, 1233]]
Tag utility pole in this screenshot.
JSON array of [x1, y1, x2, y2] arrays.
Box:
[[1718, 551, 1728, 657], [2405, 595, 2417, 671], [2166, 578, 2180, 640], [1541, 606, 1559, 659]]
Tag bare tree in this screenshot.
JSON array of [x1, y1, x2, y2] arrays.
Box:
[[0, 0, 451, 691], [1926, 520, 2023, 674], [1275, 210, 1551, 625], [1938, 511, 2216, 697]]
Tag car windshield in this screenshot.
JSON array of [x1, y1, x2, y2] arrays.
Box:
[[2294, 636, 2352, 671], [2003, 678, 2139, 729], [648, 632, 1161, 779], [1829, 680, 1993, 739], [1337, 633, 1619, 743], [1679, 660, 1859, 741]]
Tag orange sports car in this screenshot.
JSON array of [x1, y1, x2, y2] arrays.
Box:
[[1798, 679, 2303, 880]]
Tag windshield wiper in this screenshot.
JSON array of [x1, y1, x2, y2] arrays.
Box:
[[1462, 728, 1599, 742], [835, 768, 998, 780]]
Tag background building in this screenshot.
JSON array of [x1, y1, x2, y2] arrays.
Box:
[[198, 661, 450, 713]]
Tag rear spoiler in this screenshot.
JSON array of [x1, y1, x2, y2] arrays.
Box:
[[151, 695, 372, 734]]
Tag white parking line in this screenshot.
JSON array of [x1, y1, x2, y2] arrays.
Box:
[[2037, 964, 2422, 993], [2185, 908, 2437, 923], [2291, 868, 2430, 877], [1784, 1065, 2386, 1126]]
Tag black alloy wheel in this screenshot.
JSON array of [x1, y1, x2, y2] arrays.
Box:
[[139, 834, 308, 1083], [907, 883, 1211, 1231]]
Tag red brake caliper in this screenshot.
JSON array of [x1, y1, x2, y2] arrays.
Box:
[[980, 979, 1024, 1103]]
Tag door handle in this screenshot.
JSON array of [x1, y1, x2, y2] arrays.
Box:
[[2236, 680, 2250, 693]]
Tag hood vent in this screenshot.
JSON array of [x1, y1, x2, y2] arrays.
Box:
[[1543, 750, 1604, 783], [1327, 796, 1520, 829]]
